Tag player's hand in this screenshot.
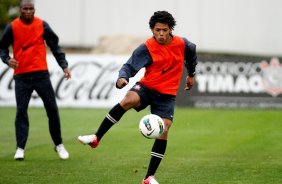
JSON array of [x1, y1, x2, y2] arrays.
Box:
[[185, 76, 194, 90], [63, 68, 71, 80], [8, 58, 19, 69], [116, 78, 128, 89]]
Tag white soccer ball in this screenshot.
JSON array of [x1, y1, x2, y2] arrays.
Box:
[[139, 114, 165, 139]]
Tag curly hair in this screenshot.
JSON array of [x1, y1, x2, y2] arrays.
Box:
[[149, 11, 176, 30]]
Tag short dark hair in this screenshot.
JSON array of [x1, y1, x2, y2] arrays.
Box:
[[20, 0, 34, 8], [149, 11, 176, 30]]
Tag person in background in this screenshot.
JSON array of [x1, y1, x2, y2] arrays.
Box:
[[0, 0, 71, 160], [78, 10, 197, 183]]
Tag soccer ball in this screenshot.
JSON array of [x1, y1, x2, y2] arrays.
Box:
[[139, 114, 165, 139]]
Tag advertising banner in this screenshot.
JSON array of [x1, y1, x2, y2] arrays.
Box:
[[176, 54, 282, 108], [0, 54, 143, 108], [1, 53, 281, 108]]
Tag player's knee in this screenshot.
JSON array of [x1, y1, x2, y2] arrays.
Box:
[[163, 120, 172, 132], [120, 92, 140, 110], [120, 98, 139, 110]]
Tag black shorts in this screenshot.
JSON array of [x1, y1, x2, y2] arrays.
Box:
[[129, 82, 176, 121]]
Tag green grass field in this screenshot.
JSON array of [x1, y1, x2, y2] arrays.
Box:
[[0, 107, 282, 184]]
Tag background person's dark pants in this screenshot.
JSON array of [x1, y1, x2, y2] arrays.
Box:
[[14, 71, 62, 149]]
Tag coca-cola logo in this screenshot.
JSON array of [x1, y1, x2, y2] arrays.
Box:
[[54, 61, 120, 100], [0, 55, 143, 107], [0, 61, 120, 100]]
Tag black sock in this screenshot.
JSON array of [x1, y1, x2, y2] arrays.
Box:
[[145, 139, 167, 178], [95, 103, 126, 141]]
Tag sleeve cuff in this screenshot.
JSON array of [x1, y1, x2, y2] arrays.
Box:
[[4, 57, 11, 65], [188, 72, 196, 77]]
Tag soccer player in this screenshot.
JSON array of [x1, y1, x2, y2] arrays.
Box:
[[0, 0, 71, 160], [78, 11, 197, 183]]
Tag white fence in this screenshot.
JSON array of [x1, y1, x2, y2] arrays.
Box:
[[34, 0, 282, 57]]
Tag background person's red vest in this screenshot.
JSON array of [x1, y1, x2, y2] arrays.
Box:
[[11, 16, 47, 75]]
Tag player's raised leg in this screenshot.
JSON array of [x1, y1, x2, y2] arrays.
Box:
[[78, 103, 126, 148]]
